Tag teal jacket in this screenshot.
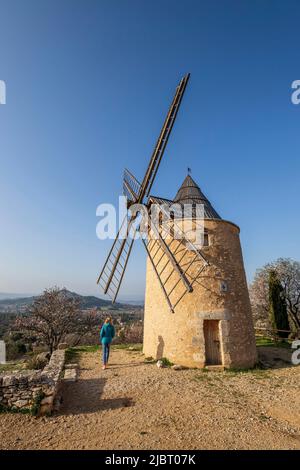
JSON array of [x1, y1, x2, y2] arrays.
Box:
[[100, 323, 115, 345]]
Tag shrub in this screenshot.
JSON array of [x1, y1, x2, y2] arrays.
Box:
[[116, 322, 143, 344], [6, 340, 27, 361], [26, 354, 48, 370], [161, 357, 173, 367]]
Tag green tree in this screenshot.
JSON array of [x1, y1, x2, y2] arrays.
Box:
[[269, 270, 289, 338]]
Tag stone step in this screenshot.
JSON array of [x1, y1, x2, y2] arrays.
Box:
[[64, 363, 78, 370], [63, 368, 77, 382]]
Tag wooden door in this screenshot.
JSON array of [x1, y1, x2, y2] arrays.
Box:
[[203, 320, 222, 365]]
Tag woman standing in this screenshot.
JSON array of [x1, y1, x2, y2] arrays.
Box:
[[100, 317, 115, 370]]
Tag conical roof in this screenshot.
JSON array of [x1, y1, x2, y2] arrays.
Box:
[[174, 175, 221, 219]]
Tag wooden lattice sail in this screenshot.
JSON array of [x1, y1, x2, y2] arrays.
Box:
[[97, 75, 258, 369], [97, 74, 210, 311]]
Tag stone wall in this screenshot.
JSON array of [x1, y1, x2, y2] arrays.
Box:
[[143, 218, 257, 369], [0, 350, 65, 415]]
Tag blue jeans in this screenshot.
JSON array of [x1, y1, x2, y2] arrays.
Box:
[[102, 343, 110, 364]]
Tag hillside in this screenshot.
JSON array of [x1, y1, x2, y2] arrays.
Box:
[[0, 293, 32, 300], [0, 289, 140, 313]]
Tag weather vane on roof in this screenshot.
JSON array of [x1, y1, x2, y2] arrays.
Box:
[[187, 167, 191, 174]]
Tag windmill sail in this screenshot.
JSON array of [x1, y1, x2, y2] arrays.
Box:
[[143, 202, 209, 311], [138, 74, 190, 201], [97, 74, 191, 305], [123, 168, 141, 204], [97, 214, 138, 302]]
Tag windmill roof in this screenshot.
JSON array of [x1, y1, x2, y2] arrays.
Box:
[[173, 175, 221, 219]]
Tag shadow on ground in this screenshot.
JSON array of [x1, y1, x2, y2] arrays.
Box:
[[57, 377, 134, 415], [257, 345, 295, 369]]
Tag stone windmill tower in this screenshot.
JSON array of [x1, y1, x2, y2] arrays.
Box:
[[143, 174, 257, 368], [97, 75, 257, 369]]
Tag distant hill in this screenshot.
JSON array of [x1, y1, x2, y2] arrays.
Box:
[[0, 293, 33, 300], [0, 289, 141, 313], [119, 300, 144, 306]]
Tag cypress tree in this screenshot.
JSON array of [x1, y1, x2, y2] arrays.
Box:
[[269, 270, 289, 339]]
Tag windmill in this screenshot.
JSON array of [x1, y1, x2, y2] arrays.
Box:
[[97, 74, 209, 312], [97, 75, 258, 368]]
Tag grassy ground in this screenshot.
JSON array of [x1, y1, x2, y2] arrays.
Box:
[[65, 346, 96, 363], [65, 343, 143, 363], [2, 339, 290, 372], [255, 336, 291, 348], [112, 343, 143, 351], [0, 363, 23, 373]]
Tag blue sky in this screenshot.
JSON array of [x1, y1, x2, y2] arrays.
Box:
[[0, 0, 299, 301]]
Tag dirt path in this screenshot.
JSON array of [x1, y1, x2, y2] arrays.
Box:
[[0, 347, 299, 450]]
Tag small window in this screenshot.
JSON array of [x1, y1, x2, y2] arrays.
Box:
[[179, 226, 210, 251], [203, 232, 209, 247], [220, 281, 228, 293], [183, 231, 209, 251]]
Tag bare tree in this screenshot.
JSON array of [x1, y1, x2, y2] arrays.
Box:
[[116, 321, 143, 344], [67, 308, 105, 346], [249, 268, 270, 328], [250, 258, 300, 334], [15, 287, 80, 353]]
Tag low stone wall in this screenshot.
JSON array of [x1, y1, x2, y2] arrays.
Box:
[[0, 350, 65, 416]]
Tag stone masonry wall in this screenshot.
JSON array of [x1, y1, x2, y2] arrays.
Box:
[[143, 218, 257, 369], [0, 350, 65, 415]]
